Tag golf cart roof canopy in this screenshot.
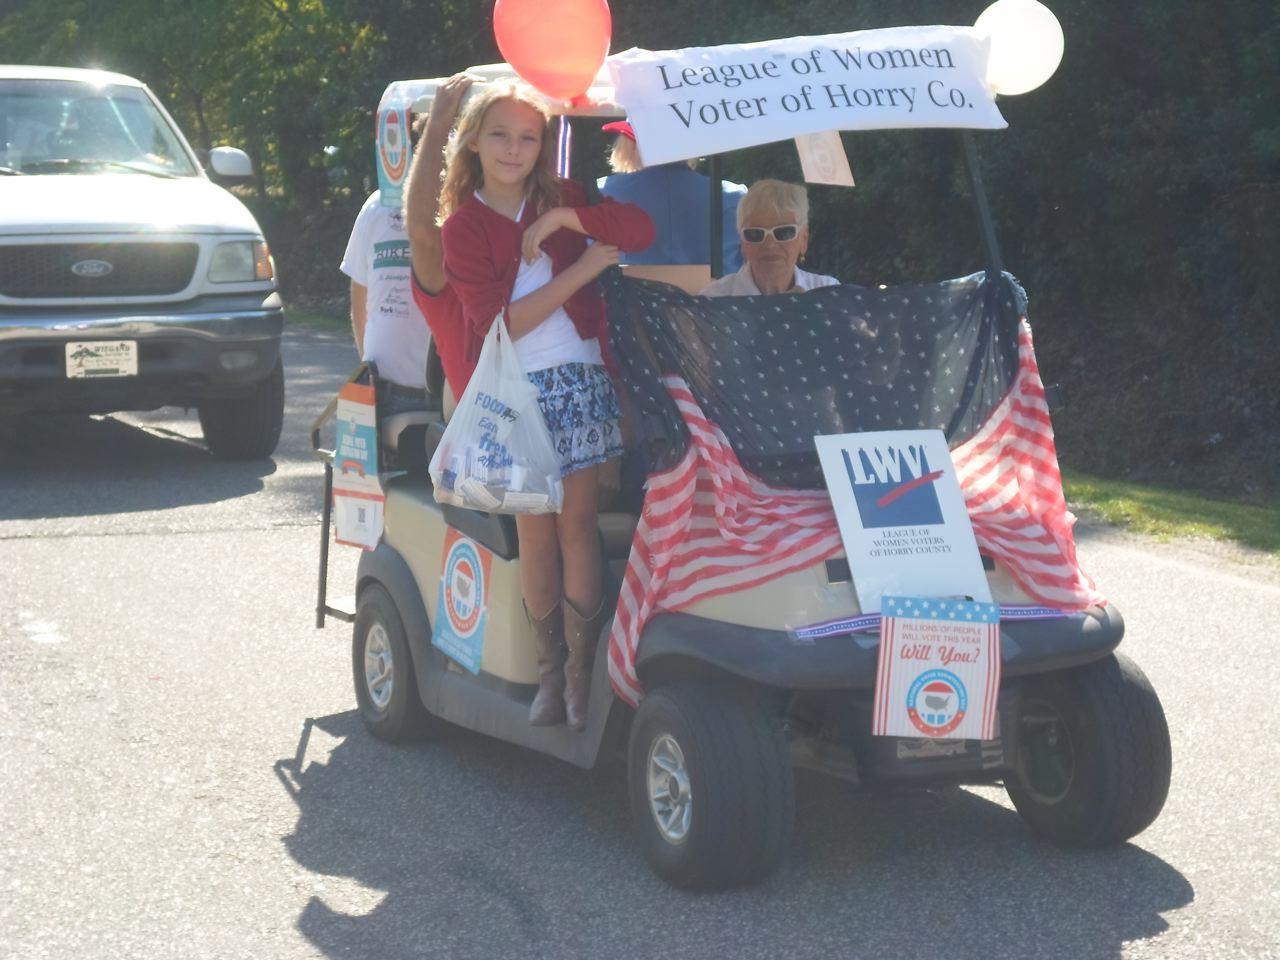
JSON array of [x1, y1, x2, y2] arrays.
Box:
[[393, 62, 622, 120]]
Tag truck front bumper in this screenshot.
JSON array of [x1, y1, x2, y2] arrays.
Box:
[[0, 292, 284, 414]]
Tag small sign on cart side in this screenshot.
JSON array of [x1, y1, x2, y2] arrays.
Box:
[[432, 529, 492, 674], [332, 382, 385, 550]]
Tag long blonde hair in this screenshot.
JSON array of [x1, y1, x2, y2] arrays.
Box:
[[438, 81, 562, 223]]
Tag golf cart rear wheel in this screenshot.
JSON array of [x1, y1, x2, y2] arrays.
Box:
[[352, 583, 430, 742], [1006, 652, 1171, 847], [628, 682, 794, 889], [198, 357, 284, 459]]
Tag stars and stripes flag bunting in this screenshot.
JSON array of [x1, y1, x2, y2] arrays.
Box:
[[607, 377, 844, 706], [604, 272, 1102, 705], [952, 324, 1103, 610]]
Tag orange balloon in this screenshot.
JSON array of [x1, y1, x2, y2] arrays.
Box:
[[494, 0, 612, 102]]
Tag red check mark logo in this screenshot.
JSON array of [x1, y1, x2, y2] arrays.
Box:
[[876, 470, 943, 508]]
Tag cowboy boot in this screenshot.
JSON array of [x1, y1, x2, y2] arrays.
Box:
[[525, 601, 566, 726], [562, 596, 608, 732]]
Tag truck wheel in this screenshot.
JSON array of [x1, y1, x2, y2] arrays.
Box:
[[628, 683, 794, 889], [352, 583, 430, 742], [1006, 652, 1171, 847], [198, 357, 284, 459]]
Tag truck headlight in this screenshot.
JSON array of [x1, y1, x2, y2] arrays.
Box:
[[208, 240, 274, 282]]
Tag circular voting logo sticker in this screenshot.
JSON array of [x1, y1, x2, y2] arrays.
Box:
[[906, 669, 968, 737], [378, 107, 408, 185], [443, 539, 484, 639]]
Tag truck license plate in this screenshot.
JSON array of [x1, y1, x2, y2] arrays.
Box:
[[65, 340, 138, 378]]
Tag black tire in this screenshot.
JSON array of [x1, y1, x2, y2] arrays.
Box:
[[627, 682, 794, 889], [352, 583, 431, 743], [198, 357, 284, 459], [1006, 652, 1171, 847]]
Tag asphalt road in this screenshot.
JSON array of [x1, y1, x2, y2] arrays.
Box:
[[2, 328, 1278, 960]]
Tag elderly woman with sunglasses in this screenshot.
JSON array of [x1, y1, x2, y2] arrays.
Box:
[[699, 179, 840, 296]]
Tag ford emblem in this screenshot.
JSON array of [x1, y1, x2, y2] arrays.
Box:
[[71, 259, 114, 278]]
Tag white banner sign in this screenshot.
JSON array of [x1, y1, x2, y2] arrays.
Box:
[[609, 26, 1007, 166], [814, 429, 991, 613]]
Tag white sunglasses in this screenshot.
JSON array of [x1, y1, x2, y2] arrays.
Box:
[[741, 224, 800, 243]]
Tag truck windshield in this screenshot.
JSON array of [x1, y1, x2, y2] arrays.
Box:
[[0, 79, 198, 177]]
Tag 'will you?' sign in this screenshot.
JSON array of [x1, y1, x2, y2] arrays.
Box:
[[873, 596, 1002, 741], [608, 26, 1006, 166]]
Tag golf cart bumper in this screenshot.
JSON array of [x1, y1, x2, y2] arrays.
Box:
[[0, 291, 283, 414], [634, 603, 1124, 691]]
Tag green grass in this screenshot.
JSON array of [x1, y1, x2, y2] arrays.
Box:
[[1063, 470, 1280, 555], [287, 308, 350, 334]]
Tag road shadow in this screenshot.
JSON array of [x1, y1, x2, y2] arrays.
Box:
[[0, 414, 275, 520], [276, 711, 1192, 960]]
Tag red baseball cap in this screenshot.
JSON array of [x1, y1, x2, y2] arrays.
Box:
[[602, 120, 635, 141]]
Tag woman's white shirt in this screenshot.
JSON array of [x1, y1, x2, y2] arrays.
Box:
[[699, 262, 841, 297]]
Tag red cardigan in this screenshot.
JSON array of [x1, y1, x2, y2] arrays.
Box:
[[441, 179, 654, 368]]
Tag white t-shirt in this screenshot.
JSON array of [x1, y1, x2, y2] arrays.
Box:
[[474, 191, 602, 374], [339, 191, 429, 388], [510, 253, 603, 373], [699, 262, 841, 297]]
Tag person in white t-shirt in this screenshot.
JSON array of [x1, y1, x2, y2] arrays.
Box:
[[340, 184, 430, 414]]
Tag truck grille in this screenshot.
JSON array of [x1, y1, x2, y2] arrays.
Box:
[[0, 242, 199, 298]]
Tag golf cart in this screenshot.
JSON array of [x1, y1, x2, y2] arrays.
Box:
[[313, 30, 1171, 890]]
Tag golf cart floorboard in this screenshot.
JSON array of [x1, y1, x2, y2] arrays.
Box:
[[420, 642, 617, 769]]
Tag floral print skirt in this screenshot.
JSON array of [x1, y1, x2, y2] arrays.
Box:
[[526, 362, 624, 477]]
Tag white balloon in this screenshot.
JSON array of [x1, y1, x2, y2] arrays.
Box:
[[974, 0, 1065, 96]]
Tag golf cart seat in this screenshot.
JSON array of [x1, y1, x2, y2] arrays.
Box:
[[382, 411, 432, 455], [621, 263, 711, 295], [376, 347, 454, 474]]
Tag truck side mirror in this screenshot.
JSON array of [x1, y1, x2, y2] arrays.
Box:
[[208, 146, 253, 180]]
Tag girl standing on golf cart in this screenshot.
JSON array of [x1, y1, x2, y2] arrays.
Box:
[[439, 81, 654, 731]]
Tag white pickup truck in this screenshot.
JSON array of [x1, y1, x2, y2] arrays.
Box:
[[0, 65, 284, 458]]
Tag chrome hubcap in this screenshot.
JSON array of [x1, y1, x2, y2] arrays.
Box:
[[647, 734, 692, 843], [364, 623, 394, 711]]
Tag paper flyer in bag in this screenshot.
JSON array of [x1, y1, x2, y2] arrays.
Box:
[[427, 317, 564, 515], [872, 596, 1002, 741], [333, 382, 385, 550]]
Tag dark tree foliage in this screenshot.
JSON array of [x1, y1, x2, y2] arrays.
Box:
[[1, 0, 1276, 496]]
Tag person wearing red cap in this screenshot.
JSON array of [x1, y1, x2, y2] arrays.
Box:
[[597, 120, 745, 272]]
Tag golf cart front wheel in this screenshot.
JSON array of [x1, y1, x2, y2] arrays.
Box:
[[352, 583, 430, 742], [1006, 652, 1171, 847], [627, 682, 794, 889]]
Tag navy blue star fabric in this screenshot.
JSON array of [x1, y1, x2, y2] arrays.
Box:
[[604, 270, 1025, 489]]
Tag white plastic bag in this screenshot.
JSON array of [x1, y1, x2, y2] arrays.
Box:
[[429, 316, 564, 514]]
